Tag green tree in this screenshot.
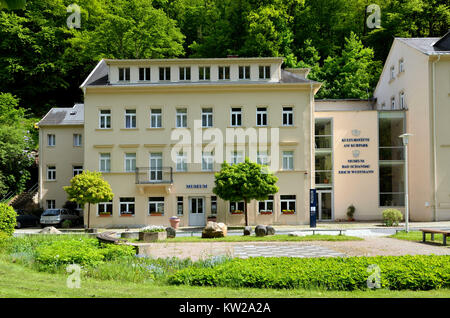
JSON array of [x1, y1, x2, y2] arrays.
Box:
[[213, 158, 279, 226], [0, 203, 17, 236], [64, 170, 114, 229]]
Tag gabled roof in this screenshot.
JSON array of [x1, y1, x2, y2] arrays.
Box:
[[396, 34, 450, 55], [38, 103, 84, 126]]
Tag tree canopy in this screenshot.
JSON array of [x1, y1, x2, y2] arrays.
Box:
[[213, 158, 279, 226]]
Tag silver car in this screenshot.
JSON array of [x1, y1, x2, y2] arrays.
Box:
[[40, 209, 80, 227]]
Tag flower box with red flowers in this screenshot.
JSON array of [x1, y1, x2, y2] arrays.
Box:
[[259, 211, 273, 215], [150, 212, 163, 216], [281, 210, 295, 215], [120, 213, 134, 217], [98, 212, 112, 217], [231, 210, 243, 215]]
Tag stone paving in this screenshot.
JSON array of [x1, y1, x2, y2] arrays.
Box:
[[233, 244, 346, 259]]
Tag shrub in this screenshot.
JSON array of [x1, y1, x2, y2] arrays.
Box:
[[346, 204, 355, 220], [0, 203, 17, 236], [168, 255, 450, 291], [382, 209, 403, 226], [61, 220, 72, 228], [99, 243, 136, 261]]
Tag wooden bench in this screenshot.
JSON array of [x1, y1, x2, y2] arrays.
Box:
[[311, 228, 346, 236], [96, 231, 128, 245], [420, 228, 450, 246]]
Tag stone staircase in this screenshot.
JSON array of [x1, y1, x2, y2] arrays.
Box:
[[8, 183, 39, 211]]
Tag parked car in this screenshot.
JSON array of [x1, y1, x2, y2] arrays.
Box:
[[16, 214, 40, 228], [40, 209, 80, 227]]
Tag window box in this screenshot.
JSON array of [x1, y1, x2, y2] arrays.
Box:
[[120, 213, 134, 217], [281, 210, 295, 215], [207, 216, 217, 222], [149, 212, 163, 216], [98, 212, 112, 217], [231, 210, 243, 215], [259, 211, 273, 215]]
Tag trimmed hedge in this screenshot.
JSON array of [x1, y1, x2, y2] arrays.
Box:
[[168, 255, 450, 291], [0, 203, 16, 236]]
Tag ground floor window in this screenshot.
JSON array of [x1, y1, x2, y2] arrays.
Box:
[[230, 201, 245, 214], [120, 197, 135, 216], [258, 195, 273, 213], [149, 197, 164, 215], [177, 196, 183, 215], [280, 195, 296, 214], [98, 201, 113, 216], [211, 196, 217, 215], [46, 200, 55, 209]]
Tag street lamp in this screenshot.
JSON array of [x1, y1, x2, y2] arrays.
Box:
[[399, 133, 413, 232]]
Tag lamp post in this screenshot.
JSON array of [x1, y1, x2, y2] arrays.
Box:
[[399, 133, 413, 232]]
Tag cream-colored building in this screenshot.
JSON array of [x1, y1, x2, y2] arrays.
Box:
[[38, 32, 450, 227]]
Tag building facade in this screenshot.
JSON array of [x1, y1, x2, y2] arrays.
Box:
[[37, 32, 450, 227]]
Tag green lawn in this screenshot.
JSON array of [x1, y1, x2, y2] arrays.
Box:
[[135, 234, 363, 243], [0, 259, 449, 298], [390, 230, 449, 246]]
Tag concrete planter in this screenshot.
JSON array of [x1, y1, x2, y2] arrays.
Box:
[[139, 231, 167, 242]]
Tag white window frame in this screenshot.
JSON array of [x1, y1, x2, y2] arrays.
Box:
[[47, 200, 56, 209], [280, 195, 296, 213], [282, 107, 293, 126], [202, 152, 214, 171], [47, 134, 55, 147], [390, 66, 395, 80], [177, 196, 184, 215], [399, 92, 405, 109], [211, 196, 217, 215], [391, 97, 396, 109], [239, 66, 250, 80], [119, 198, 135, 216], [259, 65, 271, 79], [159, 67, 170, 81], [257, 151, 269, 166], [73, 165, 83, 177], [231, 151, 244, 165], [118, 67, 130, 81], [230, 201, 245, 213], [230, 108, 242, 127], [256, 107, 268, 126], [97, 201, 113, 215], [124, 153, 136, 172], [73, 134, 82, 147], [179, 66, 191, 81], [176, 151, 187, 172], [258, 195, 274, 213], [150, 109, 162, 128], [148, 197, 165, 214], [399, 59, 404, 73], [282, 151, 294, 170], [149, 153, 163, 181], [202, 108, 213, 128], [47, 166, 56, 180], [125, 109, 136, 129], [139, 67, 151, 81], [99, 153, 111, 172], [199, 66, 211, 81], [99, 110, 111, 129], [176, 108, 187, 128], [218, 66, 230, 80]]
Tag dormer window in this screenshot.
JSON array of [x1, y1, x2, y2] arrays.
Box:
[[139, 67, 151, 81], [259, 66, 271, 79], [399, 59, 404, 73], [179, 67, 191, 81], [159, 67, 170, 81], [239, 66, 250, 80], [218, 66, 230, 80], [119, 67, 130, 81], [199, 66, 210, 80]]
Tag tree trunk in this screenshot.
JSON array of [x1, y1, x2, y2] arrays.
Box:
[[244, 198, 248, 226], [87, 203, 90, 229]]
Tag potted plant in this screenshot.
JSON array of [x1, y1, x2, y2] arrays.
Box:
[[346, 204, 356, 221], [139, 225, 167, 242], [169, 216, 181, 229], [281, 209, 295, 215]]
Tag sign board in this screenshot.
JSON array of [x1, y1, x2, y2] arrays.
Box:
[[310, 189, 317, 228]]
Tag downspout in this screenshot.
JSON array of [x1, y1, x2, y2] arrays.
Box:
[[310, 82, 314, 189], [432, 55, 440, 221]]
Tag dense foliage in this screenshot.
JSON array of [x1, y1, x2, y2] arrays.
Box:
[[0, 203, 17, 236], [168, 255, 450, 291], [382, 208, 403, 226], [0, 0, 447, 117]]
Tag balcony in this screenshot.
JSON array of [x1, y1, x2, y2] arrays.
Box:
[[135, 167, 173, 184]]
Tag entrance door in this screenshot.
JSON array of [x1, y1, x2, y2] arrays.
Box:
[[189, 197, 205, 226], [318, 190, 333, 221]]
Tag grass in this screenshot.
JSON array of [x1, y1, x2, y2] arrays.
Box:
[[132, 234, 363, 243], [0, 259, 449, 298], [390, 230, 449, 246]]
